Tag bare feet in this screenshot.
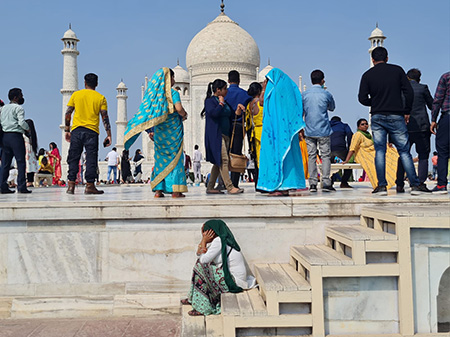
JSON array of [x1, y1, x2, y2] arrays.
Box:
[[172, 192, 185, 198], [188, 309, 203, 316], [180, 299, 190, 305]]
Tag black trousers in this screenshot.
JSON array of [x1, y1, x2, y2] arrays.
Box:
[[396, 131, 431, 187], [67, 127, 99, 183], [436, 114, 450, 186], [1, 132, 26, 191], [330, 150, 352, 184], [230, 122, 244, 187]]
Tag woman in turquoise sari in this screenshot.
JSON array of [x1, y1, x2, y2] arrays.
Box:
[[124, 68, 188, 198], [257, 68, 306, 196]]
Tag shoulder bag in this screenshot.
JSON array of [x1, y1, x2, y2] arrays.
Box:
[[229, 116, 248, 173]]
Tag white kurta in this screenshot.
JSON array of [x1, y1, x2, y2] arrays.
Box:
[[199, 237, 256, 289]]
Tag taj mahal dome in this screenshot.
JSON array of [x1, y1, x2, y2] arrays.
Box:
[[59, 5, 384, 179]]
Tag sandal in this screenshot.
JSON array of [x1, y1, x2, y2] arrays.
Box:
[[154, 191, 165, 198], [180, 299, 190, 305], [228, 187, 244, 194], [188, 309, 203, 316], [172, 192, 186, 198]]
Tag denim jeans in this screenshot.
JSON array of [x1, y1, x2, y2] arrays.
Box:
[[67, 127, 99, 183], [306, 136, 331, 186], [371, 114, 419, 187], [107, 166, 117, 183]]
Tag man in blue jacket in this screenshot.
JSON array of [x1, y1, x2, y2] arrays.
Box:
[[330, 116, 353, 188]]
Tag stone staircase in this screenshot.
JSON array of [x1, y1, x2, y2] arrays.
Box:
[[181, 206, 449, 337]]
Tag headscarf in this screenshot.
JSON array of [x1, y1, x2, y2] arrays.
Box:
[[124, 68, 174, 150], [203, 219, 243, 293], [357, 129, 373, 140]]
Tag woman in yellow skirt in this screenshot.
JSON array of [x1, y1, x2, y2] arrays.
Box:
[[343, 118, 398, 189]]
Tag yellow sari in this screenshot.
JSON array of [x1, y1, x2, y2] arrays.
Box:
[[349, 131, 399, 189]]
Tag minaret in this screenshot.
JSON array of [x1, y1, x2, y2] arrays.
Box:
[[115, 80, 128, 156], [368, 23, 386, 67], [60, 25, 79, 163]]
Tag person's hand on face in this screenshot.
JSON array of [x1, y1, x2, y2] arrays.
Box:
[[202, 229, 216, 244]]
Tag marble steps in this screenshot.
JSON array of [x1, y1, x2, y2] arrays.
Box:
[[325, 226, 398, 265], [290, 244, 399, 278], [254, 263, 311, 316]]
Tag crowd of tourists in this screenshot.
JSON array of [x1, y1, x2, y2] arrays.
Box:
[[0, 47, 448, 197]]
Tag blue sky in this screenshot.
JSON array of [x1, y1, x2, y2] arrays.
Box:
[[0, 0, 449, 159]]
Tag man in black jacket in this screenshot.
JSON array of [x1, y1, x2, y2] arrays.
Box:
[[330, 116, 353, 188], [395, 69, 433, 192], [358, 47, 430, 195]]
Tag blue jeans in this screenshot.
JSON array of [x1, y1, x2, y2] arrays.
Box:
[[371, 114, 419, 187], [107, 165, 117, 183]]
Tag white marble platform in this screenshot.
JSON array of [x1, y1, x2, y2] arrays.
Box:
[[0, 183, 448, 319]]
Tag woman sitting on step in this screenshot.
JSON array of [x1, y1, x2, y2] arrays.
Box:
[[181, 219, 256, 316]]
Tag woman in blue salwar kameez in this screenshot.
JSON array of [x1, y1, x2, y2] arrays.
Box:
[[124, 68, 188, 198]]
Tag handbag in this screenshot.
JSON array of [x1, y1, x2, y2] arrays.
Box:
[[229, 115, 248, 173]]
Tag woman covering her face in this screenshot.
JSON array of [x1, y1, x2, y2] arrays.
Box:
[[181, 219, 256, 316]]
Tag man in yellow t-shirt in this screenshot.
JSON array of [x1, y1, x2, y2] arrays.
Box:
[[65, 73, 112, 195]]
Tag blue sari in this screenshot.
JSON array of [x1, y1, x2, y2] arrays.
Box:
[[124, 68, 187, 193], [256, 68, 306, 192]]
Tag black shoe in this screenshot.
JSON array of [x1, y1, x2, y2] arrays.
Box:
[[432, 185, 448, 194], [411, 184, 432, 195], [18, 189, 32, 194], [396, 186, 405, 193], [309, 185, 317, 192], [340, 182, 353, 188], [372, 185, 387, 196], [322, 185, 336, 192], [1, 189, 15, 194]]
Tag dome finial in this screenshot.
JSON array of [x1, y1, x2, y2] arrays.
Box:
[[69, 23, 72, 29], [177, 58, 180, 66], [220, 0, 225, 13], [268, 57, 270, 66], [376, 22, 378, 28]]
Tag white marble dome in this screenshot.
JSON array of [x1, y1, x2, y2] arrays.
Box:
[[62, 28, 79, 41], [172, 65, 190, 83], [258, 64, 274, 82], [369, 27, 385, 39], [186, 13, 260, 81], [117, 81, 127, 89]]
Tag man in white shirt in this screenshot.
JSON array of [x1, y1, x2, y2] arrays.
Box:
[[193, 144, 203, 185], [106, 147, 119, 184]]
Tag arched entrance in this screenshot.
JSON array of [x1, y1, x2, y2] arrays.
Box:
[[437, 267, 450, 332]]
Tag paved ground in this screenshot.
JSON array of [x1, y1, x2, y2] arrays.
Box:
[[0, 180, 447, 204], [0, 316, 181, 337]]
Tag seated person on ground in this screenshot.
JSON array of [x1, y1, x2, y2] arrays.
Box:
[[181, 219, 256, 316]]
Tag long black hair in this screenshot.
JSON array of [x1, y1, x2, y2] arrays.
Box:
[[133, 149, 142, 162], [200, 79, 227, 118], [25, 119, 38, 159]]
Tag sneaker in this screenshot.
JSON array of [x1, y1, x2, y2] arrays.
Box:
[[431, 185, 448, 194], [372, 185, 387, 196], [396, 186, 405, 193], [322, 185, 336, 192], [411, 184, 432, 195], [309, 185, 317, 192]]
